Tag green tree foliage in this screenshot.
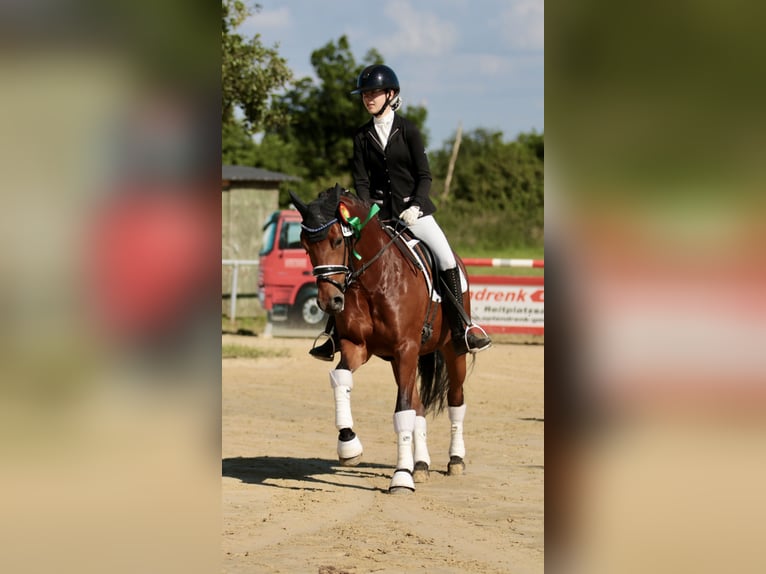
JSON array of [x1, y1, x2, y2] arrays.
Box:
[[430, 130, 544, 250], [222, 120, 258, 166], [222, 1, 292, 143]]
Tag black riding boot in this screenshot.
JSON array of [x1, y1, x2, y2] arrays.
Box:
[[309, 315, 338, 361], [442, 267, 492, 356]]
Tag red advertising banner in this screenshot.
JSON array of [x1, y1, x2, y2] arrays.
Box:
[[468, 275, 544, 335]]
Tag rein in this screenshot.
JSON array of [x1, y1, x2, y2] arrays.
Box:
[[348, 220, 407, 283]]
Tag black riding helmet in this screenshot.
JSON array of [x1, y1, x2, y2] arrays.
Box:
[[351, 64, 402, 117], [350, 64, 400, 95]]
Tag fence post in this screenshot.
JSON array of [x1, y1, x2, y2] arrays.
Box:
[[229, 262, 239, 324]]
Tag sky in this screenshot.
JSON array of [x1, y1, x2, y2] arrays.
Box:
[[242, 0, 543, 151]]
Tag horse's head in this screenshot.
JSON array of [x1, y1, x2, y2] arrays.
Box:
[[290, 184, 354, 314]]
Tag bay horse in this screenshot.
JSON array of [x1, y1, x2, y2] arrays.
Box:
[[290, 184, 474, 493]]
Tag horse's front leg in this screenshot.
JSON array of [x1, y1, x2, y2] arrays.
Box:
[[389, 346, 425, 494], [329, 338, 368, 467]]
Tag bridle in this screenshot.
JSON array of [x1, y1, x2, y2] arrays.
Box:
[[311, 241, 353, 293], [307, 209, 406, 294]]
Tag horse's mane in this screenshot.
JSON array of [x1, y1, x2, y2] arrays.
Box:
[[298, 184, 376, 242], [312, 185, 374, 220], [337, 188, 371, 214]]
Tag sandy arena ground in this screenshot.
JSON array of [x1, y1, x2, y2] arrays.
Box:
[[222, 334, 543, 573]]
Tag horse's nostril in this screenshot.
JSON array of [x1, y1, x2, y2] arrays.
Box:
[[332, 295, 344, 310]]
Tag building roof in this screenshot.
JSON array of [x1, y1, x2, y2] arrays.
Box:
[[222, 165, 300, 182]]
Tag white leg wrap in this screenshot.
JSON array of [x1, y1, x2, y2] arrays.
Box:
[[413, 416, 431, 466], [330, 369, 354, 430], [448, 404, 467, 459], [393, 410, 416, 472]]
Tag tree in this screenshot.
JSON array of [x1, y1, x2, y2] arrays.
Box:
[[429, 130, 544, 249], [222, 0, 292, 160]]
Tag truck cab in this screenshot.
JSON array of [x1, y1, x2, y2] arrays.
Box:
[[258, 210, 327, 328]]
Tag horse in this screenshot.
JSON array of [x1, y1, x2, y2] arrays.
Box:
[[290, 184, 475, 493]]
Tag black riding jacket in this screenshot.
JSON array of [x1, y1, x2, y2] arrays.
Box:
[[351, 113, 436, 221]]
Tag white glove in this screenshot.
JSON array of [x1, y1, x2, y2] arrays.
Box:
[[399, 205, 421, 226]]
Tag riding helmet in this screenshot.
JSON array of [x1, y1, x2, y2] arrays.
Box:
[[350, 64, 400, 95]]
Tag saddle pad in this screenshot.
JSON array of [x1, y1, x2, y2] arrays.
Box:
[[404, 238, 469, 299]]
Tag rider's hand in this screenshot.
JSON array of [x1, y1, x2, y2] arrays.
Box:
[[399, 206, 421, 226]]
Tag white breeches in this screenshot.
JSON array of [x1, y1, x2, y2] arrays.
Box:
[[407, 215, 457, 271]]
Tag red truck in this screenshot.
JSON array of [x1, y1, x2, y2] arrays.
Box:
[[258, 209, 328, 328]]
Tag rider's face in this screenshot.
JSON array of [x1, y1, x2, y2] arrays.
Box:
[[362, 89, 389, 115]]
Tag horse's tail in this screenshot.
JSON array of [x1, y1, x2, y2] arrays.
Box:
[[418, 350, 449, 414]]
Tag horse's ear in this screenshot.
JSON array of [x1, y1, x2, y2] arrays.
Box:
[[289, 191, 309, 219], [328, 184, 342, 209]]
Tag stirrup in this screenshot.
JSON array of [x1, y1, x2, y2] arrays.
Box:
[[310, 331, 336, 356], [464, 324, 492, 354]]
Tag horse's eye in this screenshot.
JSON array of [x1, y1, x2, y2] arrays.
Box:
[[332, 236, 343, 248]]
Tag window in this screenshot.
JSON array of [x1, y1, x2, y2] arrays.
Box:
[[259, 215, 277, 255], [279, 221, 303, 249]]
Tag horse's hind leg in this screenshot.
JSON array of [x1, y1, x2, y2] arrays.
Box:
[[330, 369, 363, 466], [412, 416, 431, 483], [447, 404, 467, 475], [446, 352, 468, 476]]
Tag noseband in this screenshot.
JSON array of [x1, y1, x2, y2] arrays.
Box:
[[312, 262, 352, 293]]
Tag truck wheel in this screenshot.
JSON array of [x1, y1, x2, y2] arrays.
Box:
[[292, 288, 326, 328]]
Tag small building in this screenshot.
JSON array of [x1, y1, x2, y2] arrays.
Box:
[[222, 165, 299, 317]]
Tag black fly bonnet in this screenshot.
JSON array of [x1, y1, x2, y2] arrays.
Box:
[[289, 184, 343, 242]]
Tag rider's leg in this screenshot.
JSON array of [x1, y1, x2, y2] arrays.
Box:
[[407, 216, 491, 355], [441, 267, 491, 355], [309, 315, 338, 361]]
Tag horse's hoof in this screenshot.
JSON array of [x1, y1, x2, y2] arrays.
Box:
[[413, 461, 430, 483], [389, 469, 415, 493], [337, 435, 363, 466], [338, 435, 364, 466], [339, 454, 363, 467], [389, 486, 415, 495], [447, 456, 465, 476]]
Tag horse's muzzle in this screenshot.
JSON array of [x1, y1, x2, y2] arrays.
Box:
[[327, 294, 345, 314]]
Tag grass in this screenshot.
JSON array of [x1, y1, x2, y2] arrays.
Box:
[[222, 315, 292, 359], [222, 314, 267, 335], [222, 343, 290, 359], [460, 245, 545, 260]]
